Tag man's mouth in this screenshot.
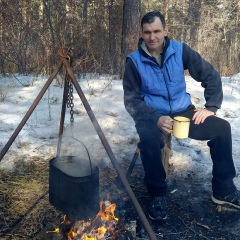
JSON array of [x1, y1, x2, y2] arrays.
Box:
[[148, 42, 157, 48]]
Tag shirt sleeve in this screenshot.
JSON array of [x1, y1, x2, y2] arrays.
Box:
[[182, 43, 223, 113]]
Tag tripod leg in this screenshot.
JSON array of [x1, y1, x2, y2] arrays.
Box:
[[126, 147, 140, 181]]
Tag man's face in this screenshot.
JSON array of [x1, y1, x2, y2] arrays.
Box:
[[141, 17, 168, 55]]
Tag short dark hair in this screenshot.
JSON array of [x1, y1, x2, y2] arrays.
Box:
[[141, 11, 166, 29]]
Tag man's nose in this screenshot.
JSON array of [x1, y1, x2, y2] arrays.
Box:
[[149, 33, 155, 40]]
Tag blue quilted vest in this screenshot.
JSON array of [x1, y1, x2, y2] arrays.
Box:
[[128, 40, 192, 115]]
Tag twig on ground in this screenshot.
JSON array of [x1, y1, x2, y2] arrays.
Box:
[[197, 222, 210, 230], [178, 216, 210, 240]]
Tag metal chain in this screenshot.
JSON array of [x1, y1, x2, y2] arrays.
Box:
[[66, 78, 74, 123], [69, 81, 74, 123], [64, 49, 74, 123]]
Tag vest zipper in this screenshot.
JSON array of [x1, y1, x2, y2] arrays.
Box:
[[161, 68, 172, 114]]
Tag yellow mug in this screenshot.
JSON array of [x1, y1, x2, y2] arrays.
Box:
[[173, 116, 190, 139]]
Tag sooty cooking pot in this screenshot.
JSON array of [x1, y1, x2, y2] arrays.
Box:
[[49, 156, 100, 220]]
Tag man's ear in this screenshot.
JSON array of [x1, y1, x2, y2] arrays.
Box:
[[164, 26, 168, 36]]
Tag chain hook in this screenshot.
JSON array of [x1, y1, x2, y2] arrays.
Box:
[[61, 46, 74, 123]]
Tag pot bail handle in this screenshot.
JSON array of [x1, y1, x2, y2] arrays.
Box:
[[71, 136, 94, 175]]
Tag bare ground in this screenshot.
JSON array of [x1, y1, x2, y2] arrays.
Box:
[[123, 160, 240, 240], [0, 155, 240, 240]]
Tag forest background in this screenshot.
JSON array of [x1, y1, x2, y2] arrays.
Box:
[[1, 1, 240, 238], [0, 0, 240, 80]]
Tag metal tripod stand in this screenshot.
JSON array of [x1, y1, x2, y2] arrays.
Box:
[[0, 46, 157, 240]]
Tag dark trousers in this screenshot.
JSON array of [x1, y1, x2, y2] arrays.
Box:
[[135, 108, 236, 197]]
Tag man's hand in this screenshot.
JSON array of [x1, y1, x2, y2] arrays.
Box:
[[157, 116, 173, 134], [192, 108, 214, 124]]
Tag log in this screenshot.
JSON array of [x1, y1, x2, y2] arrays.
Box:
[[161, 133, 172, 174]]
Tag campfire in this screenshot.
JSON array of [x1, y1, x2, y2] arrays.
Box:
[[46, 197, 135, 240], [47, 152, 135, 239]]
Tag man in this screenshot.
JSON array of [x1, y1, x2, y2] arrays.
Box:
[[123, 11, 239, 222]]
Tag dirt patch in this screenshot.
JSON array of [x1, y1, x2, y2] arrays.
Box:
[[124, 161, 240, 240]]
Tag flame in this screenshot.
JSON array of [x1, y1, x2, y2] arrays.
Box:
[[97, 200, 119, 221], [46, 228, 60, 234], [47, 199, 120, 240], [46, 215, 76, 239], [86, 236, 95, 240], [66, 230, 77, 240], [84, 226, 106, 240], [62, 215, 67, 222], [98, 226, 106, 235]]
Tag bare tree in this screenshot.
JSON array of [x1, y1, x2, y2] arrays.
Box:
[[42, 0, 57, 65], [0, 0, 239, 77], [165, 0, 169, 25], [120, 0, 140, 78], [108, 0, 122, 75], [187, 0, 201, 48]]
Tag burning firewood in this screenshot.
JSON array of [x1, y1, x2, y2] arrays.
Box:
[[44, 198, 134, 240]]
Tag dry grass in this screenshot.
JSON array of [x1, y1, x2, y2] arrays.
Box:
[[0, 157, 62, 239]]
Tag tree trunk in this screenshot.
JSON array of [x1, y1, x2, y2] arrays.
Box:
[[83, 0, 88, 26], [43, 0, 57, 65], [120, 0, 140, 78], [187, 0, 201, 48], [108, 0, 118, 75], [165, 0, 169, 25]]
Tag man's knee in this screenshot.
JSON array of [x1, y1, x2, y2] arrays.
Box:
[[135, 121, 165, 148], [215, 118, 231, 135]]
